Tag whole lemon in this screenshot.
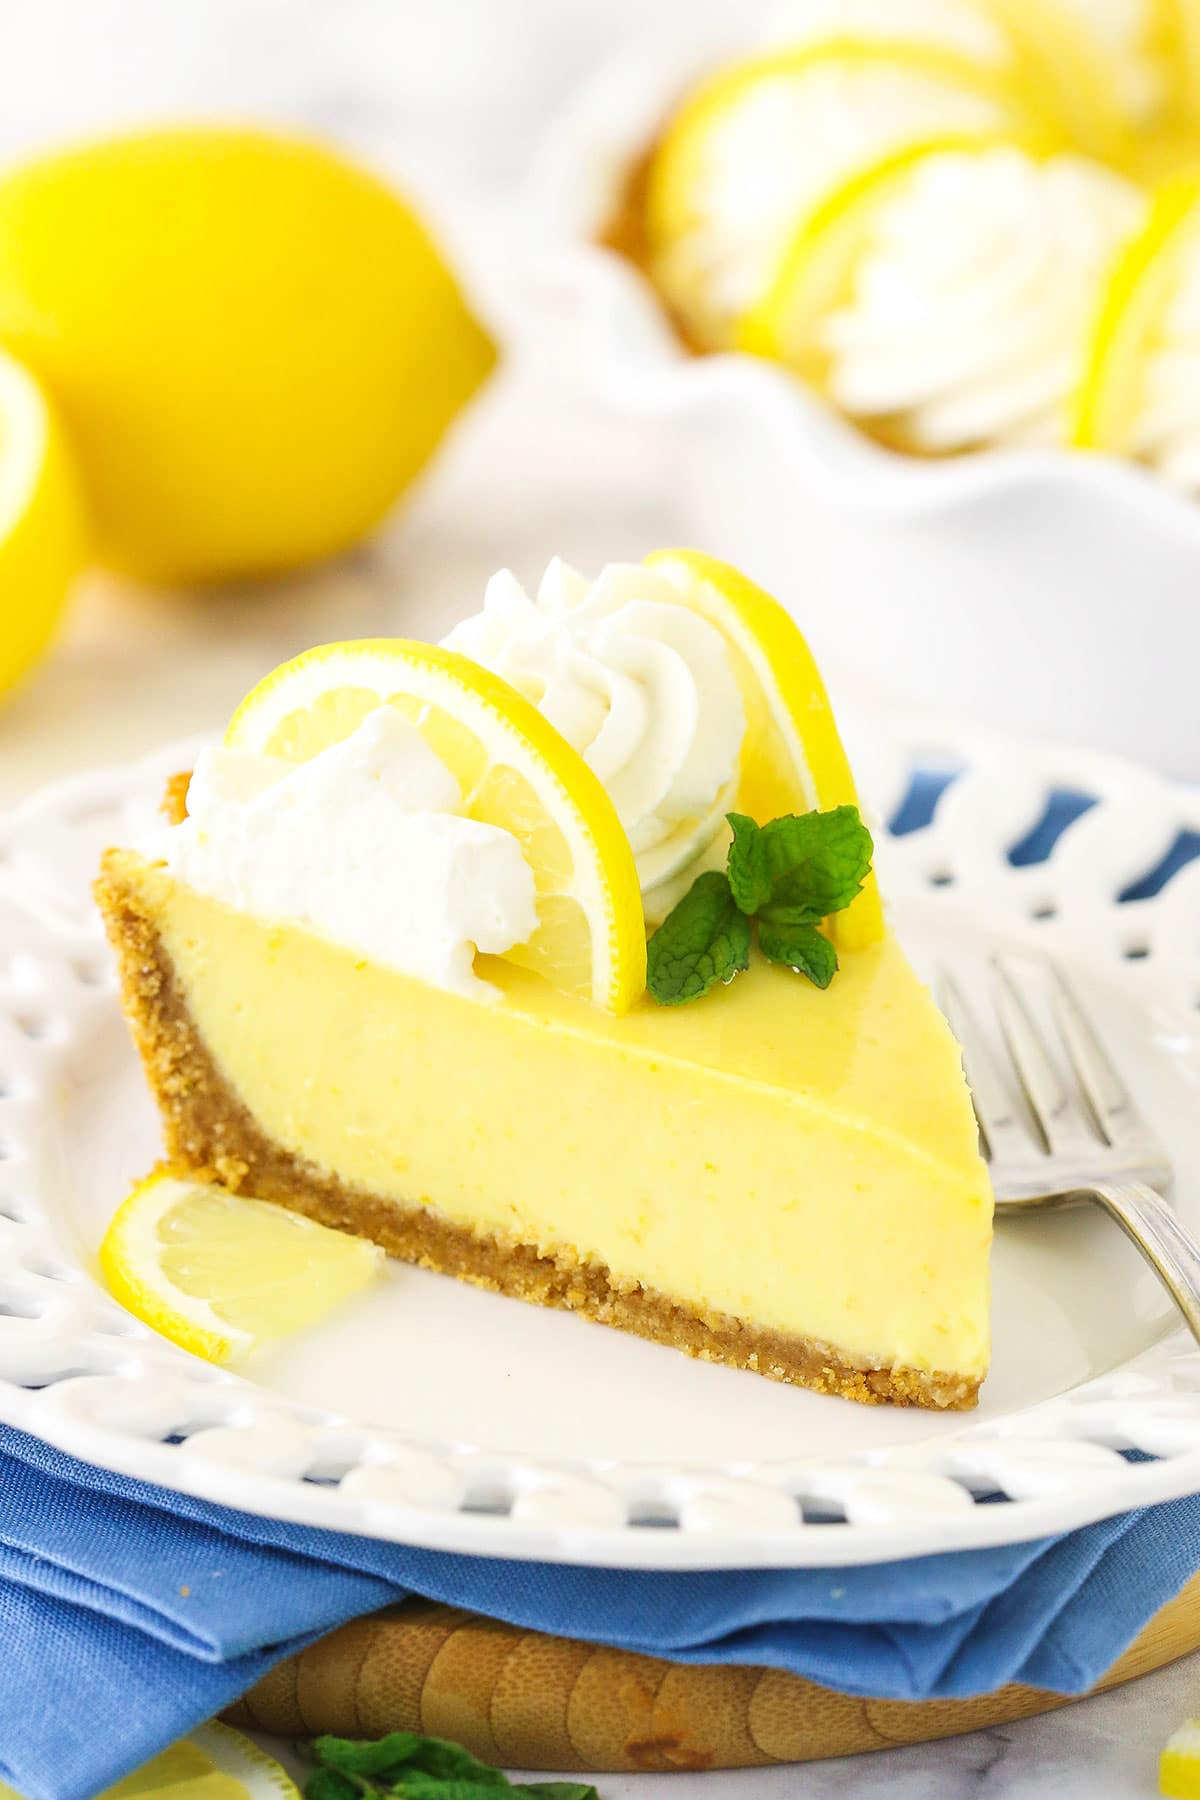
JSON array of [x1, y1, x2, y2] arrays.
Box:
[[0, 127, 495, 584], [0, 348, 87, 697]]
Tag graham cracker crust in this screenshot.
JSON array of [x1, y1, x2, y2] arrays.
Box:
[[95, 849, 980, 1411]]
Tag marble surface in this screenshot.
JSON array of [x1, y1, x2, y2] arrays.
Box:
[[0, 3, 1195, 1794]]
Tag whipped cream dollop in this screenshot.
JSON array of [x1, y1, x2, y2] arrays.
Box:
[[154, 708, 537, 1002], [818, 147, 1142, 450], [443, 559, 745, 901], [1132, 238, 1200, 494], [654, 61, 1007, 346]]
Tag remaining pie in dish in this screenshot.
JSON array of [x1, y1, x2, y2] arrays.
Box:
[[97, 550, 992, 1408], [616, 3, 1200, 491]]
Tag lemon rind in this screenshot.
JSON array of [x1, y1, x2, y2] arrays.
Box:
[[645, 548, 884, 950]]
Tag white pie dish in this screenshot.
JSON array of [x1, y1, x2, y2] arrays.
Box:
[[2, 719, 1200, 1569], [523, 37, 1200, 781]]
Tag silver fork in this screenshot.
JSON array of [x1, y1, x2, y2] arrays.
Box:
[[939, 957, 1200, 1346]]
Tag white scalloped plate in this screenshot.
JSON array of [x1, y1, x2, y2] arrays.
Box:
[[3, 719, 1200, 1569]]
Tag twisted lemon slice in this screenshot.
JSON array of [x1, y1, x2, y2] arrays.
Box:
[[738, 129, 1053, 382], [645, 548, 883, 949], [1072, 174, 1200, 452], [226, 639, 646, 1014], [643, 39, 1037, 347]]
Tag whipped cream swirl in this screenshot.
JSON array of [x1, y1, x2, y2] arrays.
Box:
[[819, 148, 1142, 450], [154, 708, 537, 1002], [443, 560, 745, 902], [654, 61, 1008, 347], [1132, 237, 1200, 495]]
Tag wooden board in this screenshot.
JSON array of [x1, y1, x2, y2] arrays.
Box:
[[225, 1574, 1200, 1772]]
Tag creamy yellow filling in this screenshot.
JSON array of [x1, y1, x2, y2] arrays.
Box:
[[120, 853, 992, 1377]]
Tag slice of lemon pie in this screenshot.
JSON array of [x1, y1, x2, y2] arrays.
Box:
[[97, 551, 992, 1408]]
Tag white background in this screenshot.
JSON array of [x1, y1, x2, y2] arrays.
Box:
[[0, 4, 1195, 1794]]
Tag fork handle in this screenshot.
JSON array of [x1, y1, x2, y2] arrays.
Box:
[[1090, 1180, 1200, 1347]]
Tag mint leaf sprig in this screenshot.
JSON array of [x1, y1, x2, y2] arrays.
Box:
[[305, 1731, 597, 1800], [647, 805, 872, 1006]]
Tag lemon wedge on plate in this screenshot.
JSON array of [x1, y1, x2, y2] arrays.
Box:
[[0, 347, 87, 699], [225, 638, 647, 1014], [1072, 174, 1200, 453], [100, 1171, 383, 1364], [0, 1723, 299, 1800], [645, 548, 884, 950]]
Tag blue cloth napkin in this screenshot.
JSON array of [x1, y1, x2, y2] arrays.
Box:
[[2, 1425, 1199, 1800]]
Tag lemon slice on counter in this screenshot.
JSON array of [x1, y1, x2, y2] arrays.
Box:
[[0, 1722, 299, 1800], [644, 549, 884, 950], [0, 347, 87, 699], [1163, 1717, 1200, 1798], [100, 1171, 383, 1364], [225, 638, 647, 1013], [643, 39, 1038, 347], [737, 129, 1056, 381], [1071, 174, 1200, 452]]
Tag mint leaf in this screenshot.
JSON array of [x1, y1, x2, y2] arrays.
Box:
[[305, 1734, 598, 1800], [758, 920, 838, 988], [726, 812, 772, 914], [306, 1772, 361, 1800], [646, 870, 751, 1005], [310, 1735, 507, 1788], [755, 806, 873, 921]]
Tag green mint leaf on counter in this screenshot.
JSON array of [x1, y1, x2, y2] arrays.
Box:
[[305, 1772, 362, 1800], [758, 919, 838, 988], [646, 804, 872, 1005], [306, 1734, 598, 1800], [646, 869, 751, 1005], [754, 805, 873, 921], [725, 811, 773, 914]]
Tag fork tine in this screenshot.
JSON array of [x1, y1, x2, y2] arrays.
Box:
[[992, 958, 1098, 1154], [1047, 963, 1165, 1156], [936, 970, 1033, 1161]]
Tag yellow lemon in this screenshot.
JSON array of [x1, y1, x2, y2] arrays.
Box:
[[0, 127, 495, 584], [100, 1170, 384, 1363], [0, 347, 87, 697], [1163, 1717, 1200, 1798], [225, 638, 647, 1013], [645, 548, 884, 950]]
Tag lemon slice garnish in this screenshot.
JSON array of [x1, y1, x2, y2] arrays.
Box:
[[1071, 174, 1200, 453], [224, 638, 646, 1013], [0, 347, 87, 698], [99, 1171, 383, 1364], [738, 129, 1056, 380], [644, 549, 884, 951], [645, 38, 1037, 346], [1162, 1717, 1200, 1798]]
